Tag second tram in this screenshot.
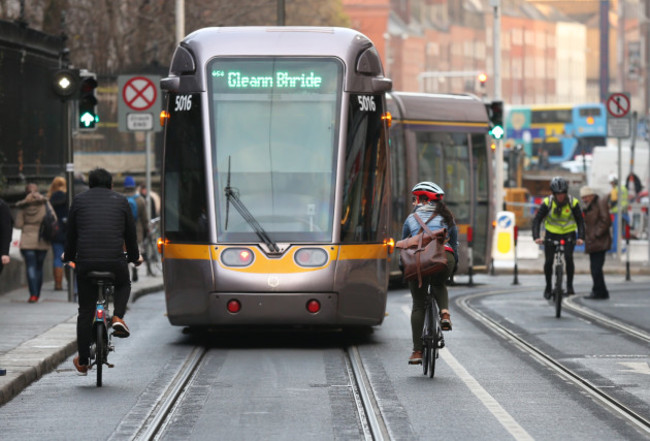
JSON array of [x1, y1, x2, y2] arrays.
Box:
[[159, 27, 393, 327], [387, 92, 494, 278]]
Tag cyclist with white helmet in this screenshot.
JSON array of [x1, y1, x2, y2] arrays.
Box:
[[402, 181, 458, 365], [532, 176, 585, 298]]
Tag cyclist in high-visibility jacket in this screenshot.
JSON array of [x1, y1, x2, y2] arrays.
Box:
[[532, 176, 585, 299]]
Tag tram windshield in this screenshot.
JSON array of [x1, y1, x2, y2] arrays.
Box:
[[208, 58, 342, 243]]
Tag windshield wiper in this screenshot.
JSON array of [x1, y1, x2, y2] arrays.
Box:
[[224, 156, 280, 254]]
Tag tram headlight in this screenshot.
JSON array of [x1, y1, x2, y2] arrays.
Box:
[[294, 248, 328, 267], [221, 248, 254, 267]]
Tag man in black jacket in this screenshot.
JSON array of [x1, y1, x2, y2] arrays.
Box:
[[64, 168, 142, 375], [0, 197, 12, 276]]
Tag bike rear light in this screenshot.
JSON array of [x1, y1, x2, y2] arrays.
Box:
[[306, 299, 321, 314], [294, 248, 328, 267], [227, 299, 241, 313], [97, 309, 104, 319], [560, 239, 565, 245], [221, 248, 254, 267]]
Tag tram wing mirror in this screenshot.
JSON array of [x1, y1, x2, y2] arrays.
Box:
[[371, 77, 392, 93], [161, 77, 180, 92]]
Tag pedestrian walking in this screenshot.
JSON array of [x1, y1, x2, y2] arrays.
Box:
[[122, 176, 148, 282], [580, 186, 612, 300], [15, 183, 56, 303], [47, 176, 68, 291], [0, 196, 12, 277], [0, 197, 10, 375]]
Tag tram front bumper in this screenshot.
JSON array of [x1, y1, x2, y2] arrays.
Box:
[[209, 292, 338, 325]]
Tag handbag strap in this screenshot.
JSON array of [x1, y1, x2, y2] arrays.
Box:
[[413, 212, 437, 237]]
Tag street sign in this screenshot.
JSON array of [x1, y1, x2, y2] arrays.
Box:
[[606, 92, 631, 118], [118, 75, 161, 132], [607, 116, 631, 138]]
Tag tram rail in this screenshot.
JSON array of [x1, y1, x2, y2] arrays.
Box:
[[457, 290, 650, 436], [116, 342, 391, 441]]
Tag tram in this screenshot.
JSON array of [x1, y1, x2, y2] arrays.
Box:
[[159, 27, 393, 327], [386, 92, 494, 278]]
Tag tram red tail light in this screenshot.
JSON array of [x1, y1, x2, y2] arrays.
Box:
[[467, 227, 473, 244], [227, 299, 241, 313], [221, 248, 254, 267], [306, 299, 321, 314]]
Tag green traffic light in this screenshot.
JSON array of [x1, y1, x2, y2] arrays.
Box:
[[80, 112, 98, 127], [490, 125, 504, 140]]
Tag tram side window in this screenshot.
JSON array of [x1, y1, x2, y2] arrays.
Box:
[[163, 93, 209, 242], [415, 132, 470, 223], [471, 133, 489, 267], [341, 94, 388, 243]]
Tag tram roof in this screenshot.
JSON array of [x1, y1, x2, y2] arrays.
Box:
[[183, 26, 376, 61], [388, 92, 489, 124]]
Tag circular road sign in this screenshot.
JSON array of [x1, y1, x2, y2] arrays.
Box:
[[122, 76, 158, 111], [606, 93, 631, 118]]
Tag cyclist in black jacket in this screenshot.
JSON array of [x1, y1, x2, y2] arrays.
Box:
[[64, 168, 143, 375]]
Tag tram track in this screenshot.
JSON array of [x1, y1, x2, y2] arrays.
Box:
[[132, 346, 208, 441], [346, 345, 391, 441], [118, 340, 391, 440], [457, 289, 650, 436]]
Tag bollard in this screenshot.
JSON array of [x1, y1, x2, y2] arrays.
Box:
[[468, 226, 474, 287], [512, 225, 519, 285], [625, 222, 631, 281]]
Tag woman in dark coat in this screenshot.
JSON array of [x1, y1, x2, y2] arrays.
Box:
[[580, 186, 612, 299]]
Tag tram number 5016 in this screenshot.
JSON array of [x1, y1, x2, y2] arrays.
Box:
[[358, 95, 376, 112], [175, 95, 193, 111]]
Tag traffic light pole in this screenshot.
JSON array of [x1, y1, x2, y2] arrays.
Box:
[[65, 98, 75, 303], [491, 0, 504, 212]]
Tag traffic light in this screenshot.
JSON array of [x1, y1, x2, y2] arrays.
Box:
[[478, 72, 487, 88], [51, 69, 78, 100], [489, 100, 504, 139], [78, 72, 98, 130]]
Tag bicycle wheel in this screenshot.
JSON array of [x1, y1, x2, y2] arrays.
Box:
[[428, 318, 441, 378], [96, 324, 104, 387], [554, 264, 563, 318], [422, 307, 431, 376]]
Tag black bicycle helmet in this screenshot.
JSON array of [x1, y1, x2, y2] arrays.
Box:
[[412, 181, 444, 203], [549, 176, 568, 193]]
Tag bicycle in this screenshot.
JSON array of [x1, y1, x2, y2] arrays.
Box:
[[546, 237, 572, 318], [142, 216, 162, 276], [421, 285, 445, 378], [87, 271, 116, 387]]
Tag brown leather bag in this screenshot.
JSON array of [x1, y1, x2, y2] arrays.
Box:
[[395, 213, 449, 288]]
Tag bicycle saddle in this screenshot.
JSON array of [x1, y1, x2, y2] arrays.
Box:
[[87, 271, 115, 281]]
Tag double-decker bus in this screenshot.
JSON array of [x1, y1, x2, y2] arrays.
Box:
[[505, 103, 606, 166]]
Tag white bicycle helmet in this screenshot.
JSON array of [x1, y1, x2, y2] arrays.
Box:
[[412, 181, 444, 203]]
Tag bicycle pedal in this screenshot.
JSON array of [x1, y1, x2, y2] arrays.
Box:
[[107, 363, 115, 368], [438, 339, 445, 349]]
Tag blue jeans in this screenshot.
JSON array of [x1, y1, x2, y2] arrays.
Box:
[[51, 242, 65, 268], [21, 249, 47, 297]]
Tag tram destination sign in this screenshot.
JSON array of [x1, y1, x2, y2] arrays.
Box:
[[209, 59, 341, 94]]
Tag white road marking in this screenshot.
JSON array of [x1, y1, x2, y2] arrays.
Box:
[[401, 305, 534, 441]]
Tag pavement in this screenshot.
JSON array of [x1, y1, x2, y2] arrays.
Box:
[[1, 238, 649, 408], [0, 269, 163, 406]]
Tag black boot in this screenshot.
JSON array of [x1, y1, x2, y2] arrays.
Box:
[[131, 266, 138, 282]]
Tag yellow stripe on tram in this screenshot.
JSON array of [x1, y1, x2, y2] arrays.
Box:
[[163, 243, 389, 273]]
